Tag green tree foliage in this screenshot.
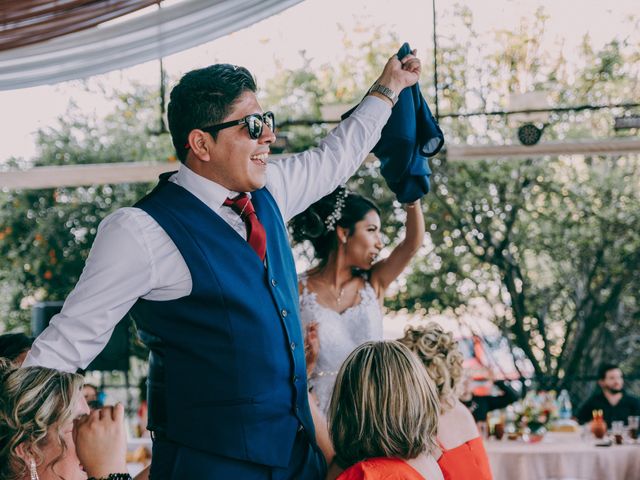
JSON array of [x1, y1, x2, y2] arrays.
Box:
[[0, 85, 173, 330], [260, 25, 400, 152], [394, 157, 640, 390], [282, 7, 640, 390], [1, 6, 639, 395], [411, 7, 640, 390]]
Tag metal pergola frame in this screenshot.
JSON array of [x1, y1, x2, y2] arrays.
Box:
[[2, 137, 639, 190], [2, 0, 638, 191]]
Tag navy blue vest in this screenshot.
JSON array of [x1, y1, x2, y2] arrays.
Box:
[[130, 177, 313, 468]]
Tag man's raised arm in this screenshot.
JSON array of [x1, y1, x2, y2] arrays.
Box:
[[23, 210, 161, 371], [267, 51, 422, 221]]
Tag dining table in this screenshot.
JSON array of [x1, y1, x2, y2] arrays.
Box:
[[127, 436, 152, 477], [485, 432, 640, 480]]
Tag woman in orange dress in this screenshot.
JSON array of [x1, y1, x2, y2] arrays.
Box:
[[325, 341, 444, 480], [399, 323, 493, 480]]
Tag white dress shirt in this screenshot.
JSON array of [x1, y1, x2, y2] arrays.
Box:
[[24, 96, 390, 372]]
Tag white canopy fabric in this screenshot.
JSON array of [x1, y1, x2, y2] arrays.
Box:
[[0, 0, 303, 91]]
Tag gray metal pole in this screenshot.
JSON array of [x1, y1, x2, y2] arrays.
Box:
[[432, 0, 440, 121]]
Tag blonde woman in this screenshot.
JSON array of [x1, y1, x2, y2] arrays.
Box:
[[399, 323, 492, 480], [0, 358, 130, 480], [326, 341, 443, 480]]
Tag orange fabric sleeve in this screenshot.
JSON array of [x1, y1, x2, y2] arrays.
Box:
[[437, 437, 493, 480], [337, 457, 426, 480]]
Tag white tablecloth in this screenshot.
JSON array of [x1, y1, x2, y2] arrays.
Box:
[[127, 437, 152, 477], [486, 433, 640, 480]]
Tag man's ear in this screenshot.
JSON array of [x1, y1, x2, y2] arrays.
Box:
[[186, 129, 212, 162]]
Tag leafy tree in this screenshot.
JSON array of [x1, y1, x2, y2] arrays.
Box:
[[391, 157, 640, 392], [2, 6, 640, 399], [386, 7, 640, 391], [260, 25, 401, 152], [280, 6, 640, 393], [0, 85, 173, 331]]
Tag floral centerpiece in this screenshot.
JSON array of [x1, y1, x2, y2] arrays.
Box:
[[510, 391, 558, 442]]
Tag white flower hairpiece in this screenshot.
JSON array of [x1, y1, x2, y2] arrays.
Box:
[[325, 187, 349, 232]]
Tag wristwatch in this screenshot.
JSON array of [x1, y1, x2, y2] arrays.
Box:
[[368, 83, 398, 105]]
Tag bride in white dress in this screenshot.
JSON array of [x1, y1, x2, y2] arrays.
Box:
[[290, 186, 425, 415]]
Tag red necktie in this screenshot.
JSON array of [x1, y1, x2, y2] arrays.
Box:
[[224, 194, 267, 261]]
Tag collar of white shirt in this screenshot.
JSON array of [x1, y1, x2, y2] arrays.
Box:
[[169, 164, 248, 214]]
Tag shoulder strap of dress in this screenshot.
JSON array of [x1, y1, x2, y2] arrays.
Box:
[[299, 272, 309, 291]]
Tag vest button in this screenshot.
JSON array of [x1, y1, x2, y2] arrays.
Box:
[[271, 278, 278, 287], [281, 309, 288, 318], [290, 341, 296, 350]]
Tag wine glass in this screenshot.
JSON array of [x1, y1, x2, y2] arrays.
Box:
[[612, 420, 625, 445], [628, 416, 639, 443]]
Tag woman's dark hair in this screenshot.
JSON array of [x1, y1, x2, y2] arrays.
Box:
[[0, 333, 33, 362], [290, 187, 380, 264]]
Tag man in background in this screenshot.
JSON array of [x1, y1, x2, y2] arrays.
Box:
[[577, 363, 640, 427]]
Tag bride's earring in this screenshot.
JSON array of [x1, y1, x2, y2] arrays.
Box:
[[29, 458, 39, 480]]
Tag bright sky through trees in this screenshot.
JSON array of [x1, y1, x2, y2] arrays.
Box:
[[0, 0, 637, 163]]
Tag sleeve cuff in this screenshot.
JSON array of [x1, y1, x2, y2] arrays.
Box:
[[357, 94, 393, 118]]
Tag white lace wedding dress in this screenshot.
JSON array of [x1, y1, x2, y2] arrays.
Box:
[[299, 274, 384, 416]]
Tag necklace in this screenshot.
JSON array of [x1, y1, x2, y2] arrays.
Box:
[[334, 286, 346, 306], [310, 271, 349, 307], [319, 279, 346, 306]]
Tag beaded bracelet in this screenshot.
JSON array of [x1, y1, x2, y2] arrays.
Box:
[[87, 474, 132, 480]]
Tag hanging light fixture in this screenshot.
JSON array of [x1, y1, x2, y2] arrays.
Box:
[[517, 123, 544, 146], [509, 92, 550, 146]]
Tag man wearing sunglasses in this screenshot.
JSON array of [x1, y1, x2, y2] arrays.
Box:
[[25, 52, 421, 479]]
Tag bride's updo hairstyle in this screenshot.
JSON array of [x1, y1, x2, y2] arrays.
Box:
[[290, 186, 380, 266]]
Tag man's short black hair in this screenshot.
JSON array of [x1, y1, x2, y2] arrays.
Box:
[[167, 64, 257, 163], [0, 332, 33, 361], [598, 363, 620, 380]]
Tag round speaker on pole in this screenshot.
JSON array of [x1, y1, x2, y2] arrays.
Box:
[[517, 123, 543, 146]]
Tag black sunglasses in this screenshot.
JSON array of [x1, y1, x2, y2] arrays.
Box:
[[198, 111, 275, 142]]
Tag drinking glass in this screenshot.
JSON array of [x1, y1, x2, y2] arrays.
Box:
[[628, 416, 639, 442], [612, 420, 625, 445]]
